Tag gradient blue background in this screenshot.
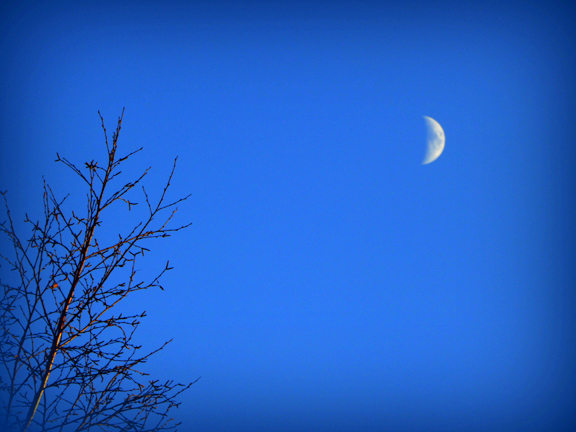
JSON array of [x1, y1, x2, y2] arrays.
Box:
[[1, 1, 576, 431]]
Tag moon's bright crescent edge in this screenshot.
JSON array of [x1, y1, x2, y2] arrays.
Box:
[[422, 116, 445, 165]]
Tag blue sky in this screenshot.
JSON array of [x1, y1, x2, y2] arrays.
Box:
[[1, 1, 575, 431]]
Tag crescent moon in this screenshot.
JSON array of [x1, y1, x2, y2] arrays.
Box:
[[422, 116, 445, 165]]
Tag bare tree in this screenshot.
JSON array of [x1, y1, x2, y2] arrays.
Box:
[[0, 110, 196, 431]]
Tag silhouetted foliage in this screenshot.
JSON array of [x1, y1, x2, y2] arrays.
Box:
[[0, 110, 196, 431]]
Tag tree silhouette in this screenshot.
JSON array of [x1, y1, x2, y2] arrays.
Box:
[[0, 110, 196, 431]]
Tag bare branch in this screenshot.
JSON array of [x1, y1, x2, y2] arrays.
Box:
[[0, 110, 196, 432]]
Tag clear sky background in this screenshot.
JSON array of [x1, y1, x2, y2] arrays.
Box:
[[1, 0, 576, 431]]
